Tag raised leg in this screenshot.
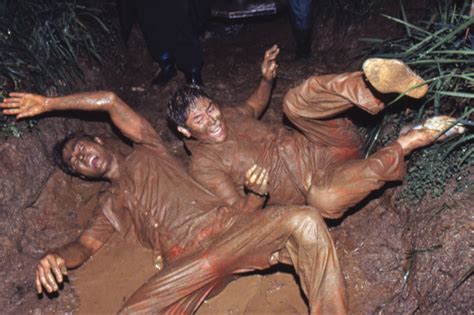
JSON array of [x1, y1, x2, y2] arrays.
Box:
[[307, 142, 405, 219], [283, 59, 428, 148], [307, 113, 466, 219]]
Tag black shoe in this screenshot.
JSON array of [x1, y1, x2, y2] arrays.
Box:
[[294, 28, 312, 60], [152, 66, 177, 87], [152, 54, 177, 87], [185, 68, 203, 86]]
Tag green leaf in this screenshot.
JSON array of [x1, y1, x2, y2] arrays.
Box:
[[435, 91, 474, 98]]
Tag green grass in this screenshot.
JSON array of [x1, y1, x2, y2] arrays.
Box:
[[0, 0, 110, 94], [361, 0, 473, 200], [0, 0, 111, 137]]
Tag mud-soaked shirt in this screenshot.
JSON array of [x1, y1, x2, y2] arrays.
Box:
[[187, 107, 313, 207], [187, 73, 391, 210], [83, 141, 236, 262]]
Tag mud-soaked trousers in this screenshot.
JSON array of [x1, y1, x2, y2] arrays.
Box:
[[119, 206, 346, 315], [283, 71, 406, 219]]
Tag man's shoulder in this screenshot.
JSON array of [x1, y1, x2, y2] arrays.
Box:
[[222, 105, 255, 120]]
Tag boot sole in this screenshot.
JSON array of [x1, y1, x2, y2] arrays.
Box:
[[363, 58, 428, 99]]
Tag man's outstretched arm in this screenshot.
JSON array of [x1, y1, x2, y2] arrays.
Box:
[[35, 212, 115, 294], [35, 233, 109, 294], [242, 45, 279, 118], [1, 91, 162, 146]]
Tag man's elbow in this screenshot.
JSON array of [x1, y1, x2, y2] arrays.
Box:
[[97, 91, 121, 110], [108, 90, 119, 104]]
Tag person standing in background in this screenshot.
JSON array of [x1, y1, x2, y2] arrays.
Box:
[[119, 0, 209, 87], [287, 0, 314, 59]]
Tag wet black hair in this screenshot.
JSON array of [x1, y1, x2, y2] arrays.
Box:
[[52, 133, 95, 176], [167, 85, 210, 128]]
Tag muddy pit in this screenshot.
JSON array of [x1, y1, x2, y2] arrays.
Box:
[[1, 1, 472, 314]]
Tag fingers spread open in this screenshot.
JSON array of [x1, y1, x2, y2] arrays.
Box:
[[1, 98, 21, 105], [47, 256, 63, 283], [9, 92, 28, 97], [58, 258, 68, 276], [35, 273, 43, 294], [41, 258, 58, 291], [2, 108, 22, 115], [37, 266, 53, 293]]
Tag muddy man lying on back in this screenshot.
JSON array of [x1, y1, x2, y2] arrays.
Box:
[[168, 45, 466, 218]]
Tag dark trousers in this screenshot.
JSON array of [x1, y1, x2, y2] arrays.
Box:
[[135, 0, 207, 72], [287, 0, 313, 30]]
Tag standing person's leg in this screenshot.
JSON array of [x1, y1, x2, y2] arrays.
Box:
[[287, 0, 314, 59], [173, 0, 207, 85], [136, 0, 178, 86], [119, 206, 346, 314]]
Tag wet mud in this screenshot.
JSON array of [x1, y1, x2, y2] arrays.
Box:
[[2, 1, 472, 314]]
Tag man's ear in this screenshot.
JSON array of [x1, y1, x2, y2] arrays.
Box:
[[177, 126, 192, 138], [94, 136, 104, 145]]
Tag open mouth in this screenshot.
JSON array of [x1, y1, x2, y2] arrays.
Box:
[[209, 124, 222, 137], [88, 155, 100, 168]]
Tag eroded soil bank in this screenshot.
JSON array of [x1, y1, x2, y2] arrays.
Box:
[[1, 1, 472, 313]]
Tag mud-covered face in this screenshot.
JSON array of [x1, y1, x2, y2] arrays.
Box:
[[62, 137, 112, 178], [184, 97, 228, 143]]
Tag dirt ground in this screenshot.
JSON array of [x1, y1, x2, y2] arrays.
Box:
[[1, 1, 472, 314]]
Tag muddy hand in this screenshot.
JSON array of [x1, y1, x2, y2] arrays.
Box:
[[245, 164, 270, 196], [1, 92, 47, 119], [261, 45, 280, 82], [35, 253, 68, 294]]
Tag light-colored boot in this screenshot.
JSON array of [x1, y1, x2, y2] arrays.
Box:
[[363, 58, 428, 99]]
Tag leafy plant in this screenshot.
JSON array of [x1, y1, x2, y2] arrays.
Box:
[[0, 0, 110, 94], [0, 0, 111, 137], [361, 0, 473, 200]]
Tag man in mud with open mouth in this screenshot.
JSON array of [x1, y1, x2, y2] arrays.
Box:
[[2, 91, 347, 314], [168, 45, 465, 219]]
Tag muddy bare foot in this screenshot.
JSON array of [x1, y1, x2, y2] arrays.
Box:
[[363, 58, 428, 98], [397, 115, 466, 155]]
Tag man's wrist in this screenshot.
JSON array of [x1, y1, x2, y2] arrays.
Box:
[[261, 76, 274, 84], [43, 97, 53, 111]]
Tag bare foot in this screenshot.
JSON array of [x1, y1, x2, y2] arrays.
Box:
[[363, 58, 428, 99], [397, 116, 466, 155]]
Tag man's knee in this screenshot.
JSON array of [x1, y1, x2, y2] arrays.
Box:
[[284, 207, 335, 257], [285, 207, 329, 238], [307, 185, 346, 219]]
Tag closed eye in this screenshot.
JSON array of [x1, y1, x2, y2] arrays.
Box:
[[207, 105, 215, 114], [194, 115, 203, 124]]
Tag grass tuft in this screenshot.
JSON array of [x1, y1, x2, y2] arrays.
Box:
[[361, 0, 473, 201], [0, 0, 112, 137]]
